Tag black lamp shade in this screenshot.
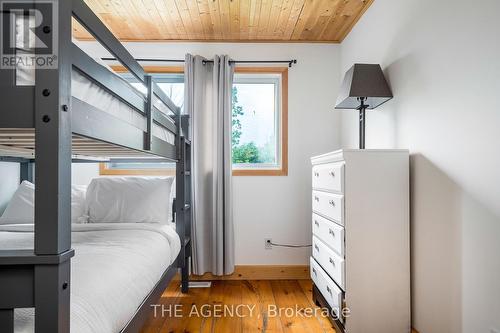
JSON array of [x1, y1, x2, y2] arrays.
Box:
[[335, 64, 393, 109]]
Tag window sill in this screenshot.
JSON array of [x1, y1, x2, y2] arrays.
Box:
[[232, 169, 287, 176], [99, 163, 175, 176], [100, 164, 288, 177]]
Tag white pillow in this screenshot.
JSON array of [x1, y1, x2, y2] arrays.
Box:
[[0, 181, 89, 224], [86, 177, 174, 224], [0, 180, 34, 224]]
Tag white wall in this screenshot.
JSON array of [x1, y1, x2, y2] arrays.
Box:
[[74, 42, 342, 265], [72, 164, 99, 185], [339, 0, 500, 332], [0, 162, 20, 214]]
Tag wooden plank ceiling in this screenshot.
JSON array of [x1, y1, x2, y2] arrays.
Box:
[[73, 0, 373, 42]]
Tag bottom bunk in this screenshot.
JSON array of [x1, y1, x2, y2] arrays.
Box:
[[0, 176, 186, 333], [0, 223, 180, 333]]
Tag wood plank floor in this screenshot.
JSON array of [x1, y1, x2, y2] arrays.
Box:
[[141, 279, 336, 333]]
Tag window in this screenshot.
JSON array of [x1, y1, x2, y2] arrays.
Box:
[[99, 66, 288, 177], [232, 68, 288, 176]]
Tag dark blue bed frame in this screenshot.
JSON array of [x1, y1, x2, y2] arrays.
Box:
[[0, 0, 191, 331]]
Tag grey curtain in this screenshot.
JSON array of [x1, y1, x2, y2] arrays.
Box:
[[184, 54, 235, 275]]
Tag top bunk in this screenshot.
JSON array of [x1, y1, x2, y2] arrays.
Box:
[[0, 0, 185, 162]]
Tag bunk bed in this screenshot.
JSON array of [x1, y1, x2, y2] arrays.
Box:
[[0, 0, 191, 332]]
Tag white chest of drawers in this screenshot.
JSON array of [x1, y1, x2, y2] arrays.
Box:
[[310, 149, 410, 333]]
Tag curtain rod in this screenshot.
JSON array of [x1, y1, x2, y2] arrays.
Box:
[[101, 57, 298, 67]]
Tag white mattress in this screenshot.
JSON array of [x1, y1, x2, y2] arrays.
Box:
[[0, 223, 180, 333]]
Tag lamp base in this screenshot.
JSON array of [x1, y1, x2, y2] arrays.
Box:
[[359, 108, 365, 149], [357, 97, 367, 149]]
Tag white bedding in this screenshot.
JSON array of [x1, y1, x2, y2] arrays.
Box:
[[0, 223, 180, 333]]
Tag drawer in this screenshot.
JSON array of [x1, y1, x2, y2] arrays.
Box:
[[312, 213, 344, 257], [312, 236, 345, 290], [310, 257, 344, 323], [312, 162, 344, 193], [312, 190, 344, 223]]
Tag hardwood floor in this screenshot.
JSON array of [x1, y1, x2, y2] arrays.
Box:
[[141, 279, 336, 333]]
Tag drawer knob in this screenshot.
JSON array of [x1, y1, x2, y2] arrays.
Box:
[[314, 172, 319, 177], [314, 244, 319, 251], [329, 171, 335, 177], [329, 229, 335, 237], [314, 196, 319, 202], [314, 220, 319, 227], [329, 200, 335, 206], [329, 257, 335, 266], [312, 268, 317, 275], [326, 286, 332, 294]]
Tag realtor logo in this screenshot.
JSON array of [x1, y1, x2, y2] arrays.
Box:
[[1, 0, 58, 69]]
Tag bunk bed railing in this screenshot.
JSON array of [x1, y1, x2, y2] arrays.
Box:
[[71, 0, 181, 159], [71, 43, 178, 159], [70, 0, 181, 159], [71, 0, 145, 85], [71, 45, 146, 112], [71, 0, 180, 116]]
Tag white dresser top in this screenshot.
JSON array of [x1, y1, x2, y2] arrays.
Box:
[[311, 149, 409, 165]]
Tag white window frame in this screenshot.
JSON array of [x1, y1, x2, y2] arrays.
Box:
[[232, 67, 288, 176], [232, 74, 282, 171], [100, 66, 288, 177]]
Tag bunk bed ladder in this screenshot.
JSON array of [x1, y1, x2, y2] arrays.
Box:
[[175, 118, 192, 293]]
